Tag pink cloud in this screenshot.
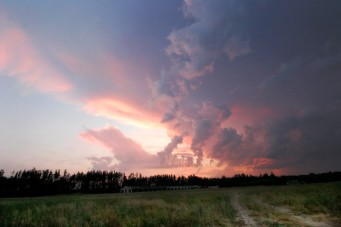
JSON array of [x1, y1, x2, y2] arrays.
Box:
[[222, 105, 275, 132], [0, 23, 72, 93], [83, 97, 162, 128], [81, 126, 158, 172], [157, 102, 286, 175], [51, 48, 166, 128], [160, 101, 231, 166], [1, 10, 162, 130], [81, 126, 223, 175]]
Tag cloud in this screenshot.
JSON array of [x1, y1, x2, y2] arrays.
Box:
[[3, 1, 251, 173], [211, 128, 243, 164], [243, 43, 341, 172], [259, 51, 341, 113], [2, 2, 173, 122], [81, 101, 235, 172], [162, 101, 232, 167], [0, 7, 167, 130], [208, 107, 341, 174], [157, 135, 183, 165], [166, 0, 251, 80], [82, 126, 200, 171], [152, 0, 254, 170], [224, 36, 251, 60], [209, 124, 269, 168], [203, 42, 341, 173], [2, 0, 341, 176], [81, 126, 158, 172], [261, 111, 341, 172], [87, 156, 114, 171], [0, 20, 72, 93], [83, 96, 162, 128]]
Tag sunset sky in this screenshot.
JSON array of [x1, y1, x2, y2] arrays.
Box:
[[1, 0, 341, 177]]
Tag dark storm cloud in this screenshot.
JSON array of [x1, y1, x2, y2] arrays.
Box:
[[262, 111, 341, 171], [167, 0, 251, 80], [259, 50, 341, 113], [253, 39, 341, 172], [209, 126, 265, 167], [214, 47, 341, 172], [211, 128, 242, 164], [209, 109, 341, 173], [156, 0, 341, 173]]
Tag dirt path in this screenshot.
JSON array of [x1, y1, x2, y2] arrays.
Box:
[[275, 206, 332, 227], [231, 191, 257, 226], [231, 193, 333, 227]]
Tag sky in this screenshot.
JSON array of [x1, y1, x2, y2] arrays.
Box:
[[1, 0, 341, 177]]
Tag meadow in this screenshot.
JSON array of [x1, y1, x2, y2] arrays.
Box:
[[0, 182, 340, 226]]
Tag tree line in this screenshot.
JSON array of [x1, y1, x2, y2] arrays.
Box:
[[0, 168, 340, 197]]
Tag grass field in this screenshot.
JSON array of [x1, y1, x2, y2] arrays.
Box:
[[0, 182, 340, 226], [238, 182, 341, 226]]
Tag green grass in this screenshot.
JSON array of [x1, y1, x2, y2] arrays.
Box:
[[238, 181, 341, 226], [241, 182, 341, 215], [0, 190, 236, 227], [1, 182, 340, 226]]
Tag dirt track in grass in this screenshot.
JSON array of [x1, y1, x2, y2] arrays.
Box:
[[274, 206, 332, 227], [235, 182, 341, 226], [231, 191, 257, 227]]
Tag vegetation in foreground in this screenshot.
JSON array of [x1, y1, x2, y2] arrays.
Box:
[[0, 189, 236, 227], [1, 182, 340, 226], [239, 182, 341, 226]]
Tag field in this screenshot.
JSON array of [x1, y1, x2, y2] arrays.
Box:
[[0, 182, 340, 226]]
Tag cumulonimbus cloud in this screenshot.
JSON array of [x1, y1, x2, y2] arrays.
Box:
[[166, 0, 251, 80], [151, 0, 253, 169]]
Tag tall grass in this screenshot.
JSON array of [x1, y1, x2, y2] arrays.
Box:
[[0, 190, 236, 226], [239, 181, 341, 226], [1, 182, 340, 226]]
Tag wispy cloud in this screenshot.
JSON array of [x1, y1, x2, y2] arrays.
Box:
[[0, 20, 72, 93]]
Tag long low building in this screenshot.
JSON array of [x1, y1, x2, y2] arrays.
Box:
[[120, 185, 201, 193]]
